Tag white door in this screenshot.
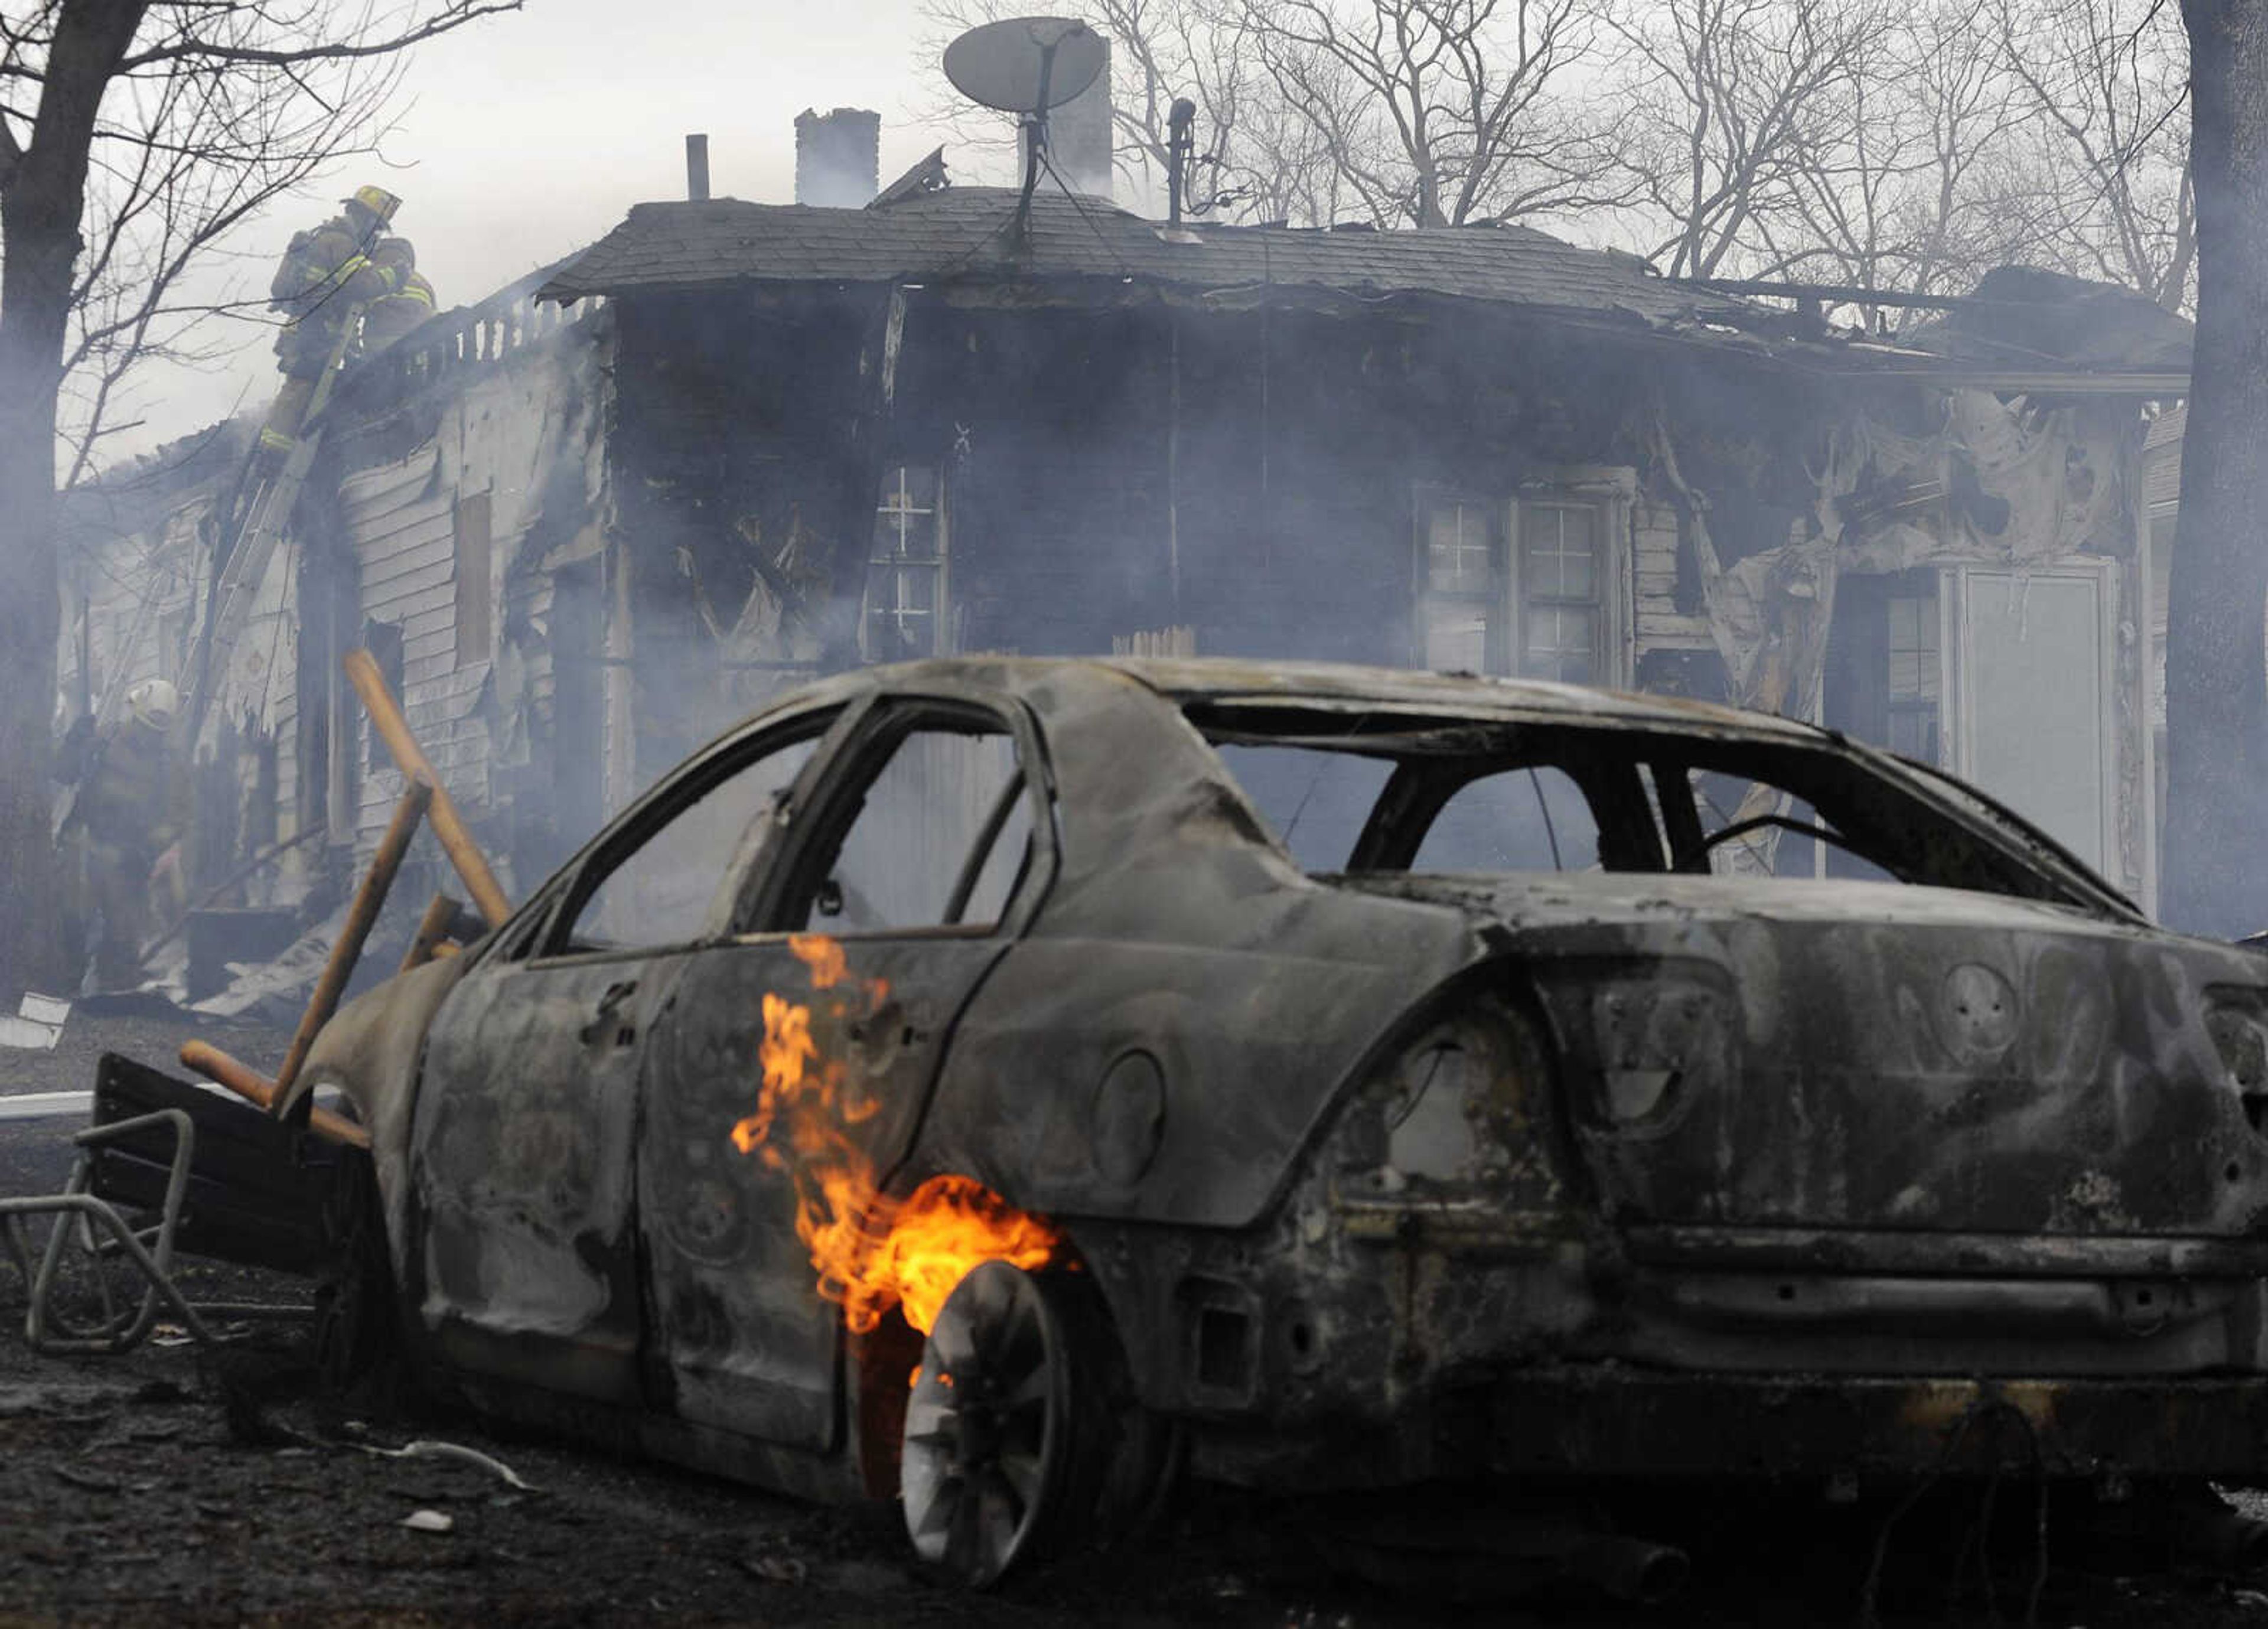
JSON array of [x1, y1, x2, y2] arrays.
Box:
[[1951, 564, 2116, 875]]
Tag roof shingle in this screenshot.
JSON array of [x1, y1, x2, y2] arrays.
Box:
[[540, 186, 1720, 325]]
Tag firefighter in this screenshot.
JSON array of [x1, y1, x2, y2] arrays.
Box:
[[56, 680, 191, 992], [256, 184, 406, 461], [360, 234, 436, 353]]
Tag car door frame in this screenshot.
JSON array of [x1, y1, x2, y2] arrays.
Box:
[[632, 679, 1060, 1453], [513, 697, 874, 963], [400, 694, 863, 1402], [736, 680, 1060, 946]]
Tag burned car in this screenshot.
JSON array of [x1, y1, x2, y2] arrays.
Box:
[[294, 657, 2268, 1586]]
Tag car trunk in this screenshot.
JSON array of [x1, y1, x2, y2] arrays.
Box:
[[1341, 873, 2268, 1240]]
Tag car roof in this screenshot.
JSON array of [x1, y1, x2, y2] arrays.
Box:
[[1098, 656, 1820, 737], [835, 654, 1827, 744]]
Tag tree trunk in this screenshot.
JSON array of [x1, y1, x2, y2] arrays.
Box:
[[2166, 1, 2268, 935], [0, 0, 148, 999], [0, 224, 69, 1003]]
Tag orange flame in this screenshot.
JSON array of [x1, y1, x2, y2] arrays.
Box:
[[728, 934, 1063, 1336], [789, 933, 848, 989]]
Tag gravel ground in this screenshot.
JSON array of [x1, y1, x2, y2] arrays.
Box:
[[0, 1005, 293, 1099], [6, 1015, 2268, 1627]]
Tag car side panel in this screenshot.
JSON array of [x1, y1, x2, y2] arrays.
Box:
[[921, 898, 1476, 1229], [408, 951, 678, 1403], [638, 933, 1011, 1448]]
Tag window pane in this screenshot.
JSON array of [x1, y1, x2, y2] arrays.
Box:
[[866, 465, 949, 660], [866, 566, 944, 661], [1523, 505, 1597, 600], [894, 465, 939, 508], [1210, 744, 1396, 873], [813, 726, 1020, 931], [1888, 709, 1939, 762], [1413, 766, 1600, 872], [1422, 604, 1490, 673], [1887, 592, 1938, 703], [1523, 605, 1596, 683], [1425, 503, 1491, 594], [874, 507, 939, 561], [575, 735, 822, 949]]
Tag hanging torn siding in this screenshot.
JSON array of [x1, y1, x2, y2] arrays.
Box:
[[1643, 384, 2152, 903]]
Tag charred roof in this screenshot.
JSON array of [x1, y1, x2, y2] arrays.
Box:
[[542, 186, 2189, 395], [539, 185, 1737, 327]]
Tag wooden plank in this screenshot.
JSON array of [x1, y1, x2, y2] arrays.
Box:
[[363, 558, 455, 607], [346, 511, 452, 561], [338, 447, 441, 515], [358, 538, 455, 591]]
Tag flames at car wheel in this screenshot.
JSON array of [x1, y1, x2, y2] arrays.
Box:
[[729, 934, 1065, 1337], [900, 1260, 1117, 1586]]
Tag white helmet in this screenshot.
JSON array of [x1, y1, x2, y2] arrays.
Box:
[[126, 678, 180, 732]]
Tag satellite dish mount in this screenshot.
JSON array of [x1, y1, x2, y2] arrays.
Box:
[[943, 17, 1106, 241]]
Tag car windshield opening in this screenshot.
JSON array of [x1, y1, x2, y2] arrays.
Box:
[[1187, 700, 2101, 909]]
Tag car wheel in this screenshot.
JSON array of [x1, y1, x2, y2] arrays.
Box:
[[312, 1146, 405, 1400], [900, 1260, 1113, 1585]]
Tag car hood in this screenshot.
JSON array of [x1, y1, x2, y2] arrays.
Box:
[[1339, 871, 2268, 1238]]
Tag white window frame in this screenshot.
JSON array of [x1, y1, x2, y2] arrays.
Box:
[[862, 464, 950, 662], [1411, 467, 1634, 689]]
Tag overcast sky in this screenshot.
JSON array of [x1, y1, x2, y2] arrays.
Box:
[[113, 0, 1009, 460]]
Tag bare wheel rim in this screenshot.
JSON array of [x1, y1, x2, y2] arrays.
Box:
[[900, 1260, 1067, 1585]]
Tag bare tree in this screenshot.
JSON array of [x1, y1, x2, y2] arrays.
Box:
[[1241, 0, 1621, 228], [1749, 3, 2039, 324], [54, 38, 408, 491], [1611, 0, 1896, 279], [1873, 4, 2039, 303], [0, 0, 516, 999], [1994, 0, 2194, 312]]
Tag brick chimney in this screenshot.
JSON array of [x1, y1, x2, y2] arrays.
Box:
[[796, 108, 881, 208]]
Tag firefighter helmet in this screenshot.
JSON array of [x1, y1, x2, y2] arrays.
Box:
[[343, 185, 402, 226], [126, 679, 181, 732]]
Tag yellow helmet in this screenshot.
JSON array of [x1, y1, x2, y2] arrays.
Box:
[[344, 185, 401, 226]]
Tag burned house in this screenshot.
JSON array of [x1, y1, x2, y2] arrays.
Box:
[[58, 177, 2188, 953], [528, 185, 2185, 903]]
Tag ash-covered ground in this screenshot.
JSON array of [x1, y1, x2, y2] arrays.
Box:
[[4, 1017, 2268, 1628]]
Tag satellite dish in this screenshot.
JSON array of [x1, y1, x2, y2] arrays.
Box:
[[944, 17, 1105, 116]]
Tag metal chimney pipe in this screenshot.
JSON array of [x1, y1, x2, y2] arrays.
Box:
[[685, 133, 710, 202]]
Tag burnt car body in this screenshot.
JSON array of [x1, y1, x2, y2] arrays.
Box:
[[298, 657, 2268, 1578]]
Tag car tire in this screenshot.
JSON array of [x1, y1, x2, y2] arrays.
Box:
[[899, 1260, 1120, 1585], [312, 1145, 408, 1403]]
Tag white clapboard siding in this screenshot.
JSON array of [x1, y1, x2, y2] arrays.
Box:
[[340, 445, 491, 846], [333, 326, 611, 856], [1632, 503, 1716, 653]]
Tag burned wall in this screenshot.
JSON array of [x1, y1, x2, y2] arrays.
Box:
[[321, 299, 612, 891], [608, 289, 884, 787]]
